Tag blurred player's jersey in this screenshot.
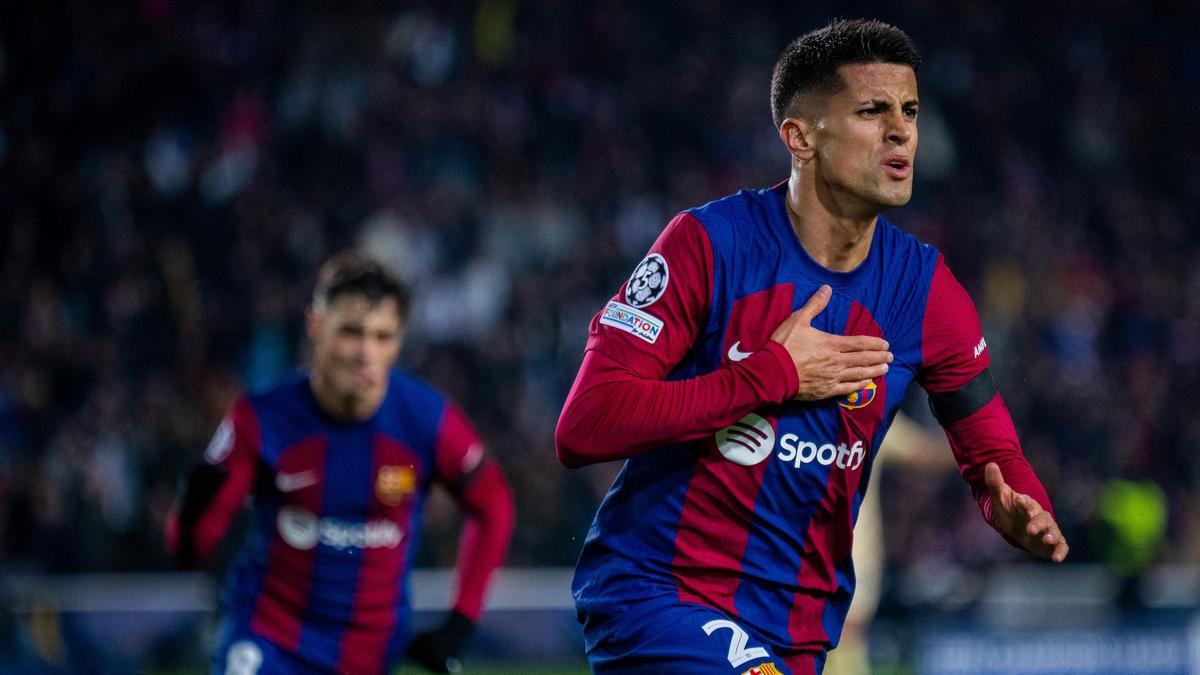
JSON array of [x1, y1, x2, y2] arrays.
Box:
[[203, 371, 484, 673], [573, 184, 987, 655]]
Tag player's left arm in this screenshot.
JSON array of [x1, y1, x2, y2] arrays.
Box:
[[408, 402, 515, 673], [165, 396, 262, 568], [918, 256, 1068, 563]]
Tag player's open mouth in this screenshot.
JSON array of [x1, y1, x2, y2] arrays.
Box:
[[881, 156, 911, 178]]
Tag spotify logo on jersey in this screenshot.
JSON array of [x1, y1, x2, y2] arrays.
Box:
[[276, 506, 404, 550], [715, 414, 867, 472], [277, 506, 320, 550], [715, 414, 776, 466]]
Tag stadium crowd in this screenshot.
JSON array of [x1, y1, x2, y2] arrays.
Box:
[[1, 0, 1198, 611]]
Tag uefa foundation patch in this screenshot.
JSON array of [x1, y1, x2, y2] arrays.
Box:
[[600, 301, 664, 344]]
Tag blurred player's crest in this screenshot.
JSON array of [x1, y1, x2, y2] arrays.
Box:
[[377, 466, 417, 505], [838, 381, 877, 410], [625, 253, 669, 308]]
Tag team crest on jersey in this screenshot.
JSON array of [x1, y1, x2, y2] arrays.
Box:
[[742, 664, 783, 675], [376, 465, 417, 505], [625, 253, 669, 308], [838, 380, 877, 410]]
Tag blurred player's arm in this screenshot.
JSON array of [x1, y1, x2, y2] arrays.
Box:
[[408, 403, 515, 673], [919, 256, 1068, 562], [876, 410, 951, 469], [556, 213, 801, 468], [165, 397, 261, 568]]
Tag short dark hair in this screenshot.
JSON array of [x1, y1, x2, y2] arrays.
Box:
[[770, 19, 921, 126], [313, 251, 410, 318]]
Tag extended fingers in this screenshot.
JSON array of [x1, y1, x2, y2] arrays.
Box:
[[841, 350, 893, 368], [1051, 538, 1069, 563], [1020, 504, 1069, 563], [822, 379, 877, 399], [841, 365, 889, 382], [1034, 522, 1069, 563], [1023, 507, 1053, 538], [836, 335, 890, 353], [1019, 494, 1052, 538], [1017, 493, 1043, 519]]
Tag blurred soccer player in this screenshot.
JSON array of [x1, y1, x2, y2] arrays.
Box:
[[167, 253, 514, 674], [824, 413, 953, 675], [556, 18, 1067, 674]]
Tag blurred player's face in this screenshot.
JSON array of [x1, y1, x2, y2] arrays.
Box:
[[307, 294, 403, 420], [809, 62, 918, 212]]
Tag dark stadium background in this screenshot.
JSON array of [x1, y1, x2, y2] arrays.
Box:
[[1, 0, 1198, 673]]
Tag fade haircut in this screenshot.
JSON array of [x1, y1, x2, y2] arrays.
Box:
[[770, 19, 921, 126], [313, 251, 410, 319]]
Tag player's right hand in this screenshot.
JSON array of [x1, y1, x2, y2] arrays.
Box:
[[985, 462, 1070, 563], [769, 284, 892, 401]]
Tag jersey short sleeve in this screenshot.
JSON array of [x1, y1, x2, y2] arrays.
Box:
[[205, 396, 263, 472], [169, 395, 262, 567], [433, 402, 487, 491], [587, 212, 714, 379]]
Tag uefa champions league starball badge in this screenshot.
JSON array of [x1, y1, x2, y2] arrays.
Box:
[[625, 253, 669, 308]]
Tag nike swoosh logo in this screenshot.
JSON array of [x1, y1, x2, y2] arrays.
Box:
[[276, 471, 319, 493], [727, 341, 753, 362]]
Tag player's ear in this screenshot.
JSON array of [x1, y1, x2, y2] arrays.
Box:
[[305, 304, 322, 341], [393, 321, 407, 353], [779, 117, 816, 162]]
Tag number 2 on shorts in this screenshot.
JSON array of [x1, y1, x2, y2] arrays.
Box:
[[702, 619, 770, 668], [225, 640, 263, 675]]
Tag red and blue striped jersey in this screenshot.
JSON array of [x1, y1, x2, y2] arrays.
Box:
[[175, 370, 501, 673], [559, 184, 1052, 655]]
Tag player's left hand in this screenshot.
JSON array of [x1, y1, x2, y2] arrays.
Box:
[[985, 462, 1069, 563], [406, 610, 475, 673]]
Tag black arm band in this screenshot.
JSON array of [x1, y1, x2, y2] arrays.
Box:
[[928, 367, 998, 425], [175, 463, 229, 566], [178, 463, 230, 525]]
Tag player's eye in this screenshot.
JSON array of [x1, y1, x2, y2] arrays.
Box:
[[857, 107, 880, 117], [904, 106, 919, 118]]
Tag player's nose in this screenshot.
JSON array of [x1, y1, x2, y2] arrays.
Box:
[[884, 111, 912, 145]]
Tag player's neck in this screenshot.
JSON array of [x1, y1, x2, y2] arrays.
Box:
[[310, 376, 385, 422], [785, 174, 877, 272]]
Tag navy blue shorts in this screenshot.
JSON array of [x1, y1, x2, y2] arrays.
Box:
[[584, 596, 825, 674], [210, 610, 410, 675], [210, 622, 320, 675]]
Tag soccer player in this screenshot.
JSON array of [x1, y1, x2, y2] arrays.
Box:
[[167, 253, 514, 674], [556, 19, 1067, 675]]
